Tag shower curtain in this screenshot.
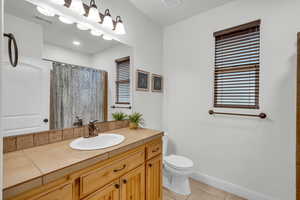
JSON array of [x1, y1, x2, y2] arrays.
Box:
[[50, 62, 105, 130]]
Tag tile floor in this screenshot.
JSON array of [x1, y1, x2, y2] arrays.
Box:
[[163, 179, 246, 200]]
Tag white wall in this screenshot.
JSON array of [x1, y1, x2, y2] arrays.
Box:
[[163, 0, 300, 199], [92, 45, 133, 121], [4, 14, 43, 59], [43, 44, 92, 67]]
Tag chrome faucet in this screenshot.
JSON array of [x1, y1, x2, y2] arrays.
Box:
[[85, 120, 99, 138]]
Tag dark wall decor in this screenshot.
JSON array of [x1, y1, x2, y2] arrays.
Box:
[[151, 74, 163, 92], [136, 69, 150, 91]]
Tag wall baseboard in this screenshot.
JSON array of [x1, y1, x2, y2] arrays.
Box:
[[191, 172, 276, 200]]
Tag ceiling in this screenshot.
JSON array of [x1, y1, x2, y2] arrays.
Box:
[[128, 0, 236, 26], [4, 0, 121, 55]]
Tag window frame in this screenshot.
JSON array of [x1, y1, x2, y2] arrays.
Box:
[[115, 56, 130, 105], [213, 20, 261, 109]]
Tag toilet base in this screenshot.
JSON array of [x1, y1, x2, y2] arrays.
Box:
[[163, 170, 191, 195]]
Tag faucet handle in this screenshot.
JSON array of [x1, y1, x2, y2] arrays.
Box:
[[89, 120, 98, 124]]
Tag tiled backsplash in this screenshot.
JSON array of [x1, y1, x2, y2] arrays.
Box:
[[3, 120, 129, 153]]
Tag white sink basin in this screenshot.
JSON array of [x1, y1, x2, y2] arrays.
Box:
[[70, 134, 125, 150]]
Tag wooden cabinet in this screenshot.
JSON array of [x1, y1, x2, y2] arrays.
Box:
[[8, 139, 162, 200], [31, 183, 73, 200], [146, 156, 162, 200], [82, 181, 120, 200], [146, 139, 162, 160], [120, 165, 145, 200], [80, 149, 145, 197]]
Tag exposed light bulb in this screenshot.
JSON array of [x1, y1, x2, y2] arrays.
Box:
[[103, 35, 113, 41], [51, 0, 65, 5], [90, 29, 103, 36], [87, 6, 101, 23], [76, 23, 90, 30], [69, 0, 85, 15], [58, 16, 74, 24], [36, 6, 55, 17], [102, 9, 113, 30], [114, 16, 126, 35]]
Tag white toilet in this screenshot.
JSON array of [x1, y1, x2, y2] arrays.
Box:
[[163, 134, 194, 195]]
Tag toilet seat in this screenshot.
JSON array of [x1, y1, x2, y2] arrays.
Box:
[[164, 155, 194, 170]]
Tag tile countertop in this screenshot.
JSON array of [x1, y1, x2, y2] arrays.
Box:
[[3, 128, 163, 190]]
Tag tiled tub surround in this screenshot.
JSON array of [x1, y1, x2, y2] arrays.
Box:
[[3, 127, 163, 199], [3, 120, 129, 153]]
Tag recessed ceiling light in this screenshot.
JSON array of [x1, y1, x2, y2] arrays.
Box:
[[73, 41, 81, 46]]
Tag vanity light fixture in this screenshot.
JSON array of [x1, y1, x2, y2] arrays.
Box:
[[90, 29, 103, 36], [103, 35, 112, 40], [114, 16, 126, 35], [76, 23, 90, 30], [36, 6, 55, 17], [102, 9, 114, 30], [87, 0, 101, 23], [69, 0, 85, 15], [58, 16, 75, 24], [51, 0, 65, 5], [34, 0, 127, 37]]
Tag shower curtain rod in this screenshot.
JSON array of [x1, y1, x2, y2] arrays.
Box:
[[43, 58, 75, 66], [43, 58, 107, 72]]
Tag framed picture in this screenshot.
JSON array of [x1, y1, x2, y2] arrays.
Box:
[[136, 70, 150, 91], [152, 74, 163, 92]]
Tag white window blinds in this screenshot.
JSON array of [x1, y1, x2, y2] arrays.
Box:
[[116, 57, 130, 104]]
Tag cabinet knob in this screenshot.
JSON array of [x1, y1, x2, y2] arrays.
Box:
[[43, 118, 49, 123], [123, 179, 127, 184], [115, 184, 120, 189], [149, 164, 153, 168]]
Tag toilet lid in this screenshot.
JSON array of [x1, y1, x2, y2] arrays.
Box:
[[164, 155, 194, 170]]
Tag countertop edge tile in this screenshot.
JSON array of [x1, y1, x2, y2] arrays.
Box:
[[3, 177, 42, 200], [4, 128, 163, 191]]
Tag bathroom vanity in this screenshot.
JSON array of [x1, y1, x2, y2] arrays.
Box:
[[3, 128, 163, 200]]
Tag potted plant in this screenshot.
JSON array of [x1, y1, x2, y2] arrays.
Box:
[[128, 112, 145, 129], [112, 112, 127, 121]]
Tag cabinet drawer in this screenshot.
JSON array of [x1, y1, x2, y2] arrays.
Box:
[[80, 149, 145, 197], [146, 139, 162, 160]]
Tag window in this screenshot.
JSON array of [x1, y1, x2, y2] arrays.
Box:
[[213, 20, 260, 109], [116, 57, 130, 104]]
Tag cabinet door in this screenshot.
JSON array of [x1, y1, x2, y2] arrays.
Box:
[[120, 165, 145, 200], [146, 155, 162, 200], [82, 180, 120, 200], [31, 183, 73, 200]]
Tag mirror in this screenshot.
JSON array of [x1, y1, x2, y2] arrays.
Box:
[[3, 0, 133, 136]]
